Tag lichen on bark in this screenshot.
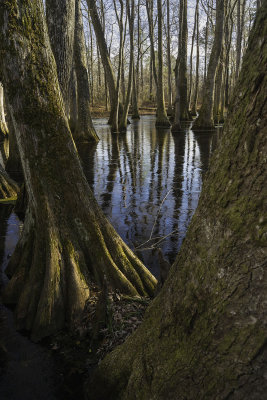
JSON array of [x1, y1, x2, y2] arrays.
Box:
[[87, 4, 267, 399]]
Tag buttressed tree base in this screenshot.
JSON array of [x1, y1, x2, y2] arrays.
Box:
[[87, 4, 267, 399]]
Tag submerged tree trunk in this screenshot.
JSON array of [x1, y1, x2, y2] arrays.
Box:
[[88, 4, 267, 399], [155, 0, 170, 127], [0, 0, 156, 341], [73, 0, 99, 142], [0, 83, 8, 139], [194, 0, 224, 129]]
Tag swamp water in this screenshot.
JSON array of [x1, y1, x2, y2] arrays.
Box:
[[0, 116, 219, 399]]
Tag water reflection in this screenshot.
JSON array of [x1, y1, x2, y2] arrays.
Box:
[[80, 116, 218, 276], [0, 116, 218, 279], [0, 207, 22, 287]]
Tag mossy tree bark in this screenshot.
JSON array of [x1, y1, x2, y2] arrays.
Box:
[[0, 83, 8, 139], [0, 0, 156, 342], [194, 0, 224, 130], [47, 0, 98, 143], [46, 0, 75, 118], [88, 4, 267, 399], [73, 0, 99, 142], [0, 164, 18, 199], [155, 0, 170, 127], [87, 0, 123, 127], [5, 107, 23, 180]]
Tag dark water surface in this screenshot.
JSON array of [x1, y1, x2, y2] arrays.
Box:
[[0, 116, 219, 399], [80, 116, 219, 276]]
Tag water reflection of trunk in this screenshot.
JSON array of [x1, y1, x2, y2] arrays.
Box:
[[76, 141, 98, 189], [153, 129, 168, 238], [194, 131, 213, 177], [170, 132, 186, 258], [100, 133, 120, 210]]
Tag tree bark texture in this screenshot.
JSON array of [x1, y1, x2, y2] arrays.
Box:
[[46, 0, 75, 117], [0, 83, 8, 139], [119, 0, 135, 131], [73, 0, 99, 142], [87, 0, 121, 126], [0, 0, 156, 341], [179, 0, 190, 120], [87, 4, 267, 399], [155, 0, 170, 127], [194, 0, 224, 129], [191, 0, 199, 116], [0, 164, 18, 199]]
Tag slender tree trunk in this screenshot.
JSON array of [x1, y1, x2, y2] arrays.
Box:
[[191, 0, 199, 116], [0, 83, 8, 139], [87, 0, 122, 126], [194, 0, 224, 129], [188, 0, 198, 111], [155, 0, 170, 127], [0, 0, 156, 341], [235, 0, 241, 81], [213, 46, 224, 124], [146, 0, 158, 91], [166, 0, 173, 116], [179, 0, 190, 120], [74, 0, 99, 142], [172, 58, 182, 132], [119, 0, 135, 131], [111, 0, 124, 132], [88, 5, 267, 398], [131, 64, 140, 119], [46, 0, 75, 118]]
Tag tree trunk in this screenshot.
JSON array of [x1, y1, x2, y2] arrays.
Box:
[[0, 0, 156, 342], [155, 0, 170, 127], [191, 0, 199, 116], [73, 0, 99, 142], [179, 0, 190, 121], [0, 83, 8, 139], [146, 0, 158, 91], [194, 0, 224, 129], [5, 107, 23, 180], [166, 0, 173, 116], [119, 0, 135, 131], [46, 0, 75, 118], [0, 164, 18, 199], [87, 0, 122, 126], [188, 0, 197, 111], [87, 4, 267, 399], [213, 46, 224, 124]]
